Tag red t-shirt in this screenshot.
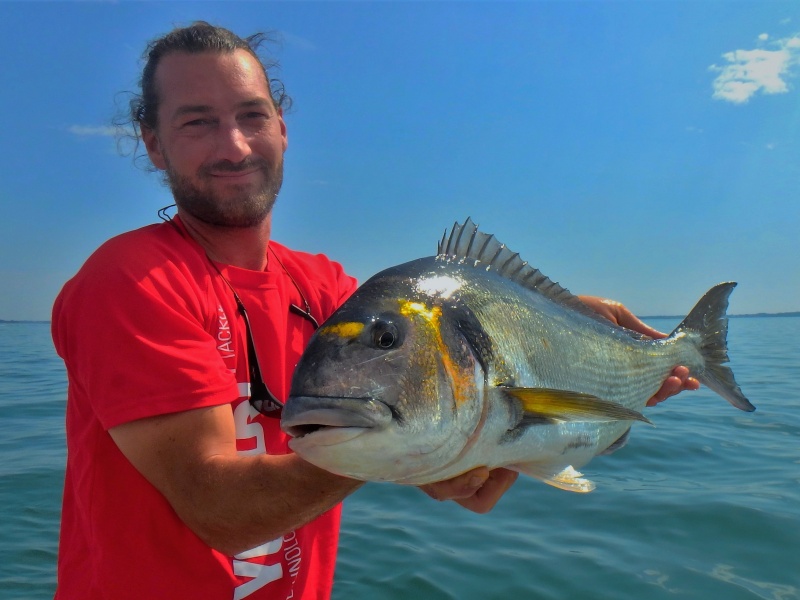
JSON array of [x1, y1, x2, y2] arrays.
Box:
[[52, 218, 357, 599]]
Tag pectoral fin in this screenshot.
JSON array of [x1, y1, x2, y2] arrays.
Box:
[[502, 387, 652, 425], [512, 463, 596, 493]]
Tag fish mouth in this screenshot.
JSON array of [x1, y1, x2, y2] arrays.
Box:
[[281, 396, 393, 444]]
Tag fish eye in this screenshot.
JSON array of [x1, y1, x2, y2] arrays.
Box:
[[371, 321, 400, 349]]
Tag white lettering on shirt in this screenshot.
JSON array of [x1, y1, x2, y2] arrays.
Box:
[[231, 531, 304, 598], [232, 561, 281, 600], [233, 399, 266, 456], [282, 531, 302, 579], [232, 536, 284, 599], [217, 305, 235, 358]]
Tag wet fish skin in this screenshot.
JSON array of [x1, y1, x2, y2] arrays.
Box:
[[282, 219, 754, 492]]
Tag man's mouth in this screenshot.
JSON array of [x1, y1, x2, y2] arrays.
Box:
[[209, 169, 262, 179]]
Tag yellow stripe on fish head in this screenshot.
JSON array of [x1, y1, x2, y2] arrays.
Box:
[[318, 321, 365, 339], [399, 300, 474, 407], [400, 301, 439, 322]]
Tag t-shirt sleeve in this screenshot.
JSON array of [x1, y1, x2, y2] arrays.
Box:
[[333, 261, 358, 310], [53, 237, 239, 430], [315, 255, 358, 321]]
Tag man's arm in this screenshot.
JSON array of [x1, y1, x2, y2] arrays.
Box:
[[110, 403, 363, 557]]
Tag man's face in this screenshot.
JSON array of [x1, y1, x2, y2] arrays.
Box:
[[142, 49, 288, 228]]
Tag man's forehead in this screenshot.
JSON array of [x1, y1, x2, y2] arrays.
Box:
[[154, 49, 270, 97], [151, 50, 275, 123]]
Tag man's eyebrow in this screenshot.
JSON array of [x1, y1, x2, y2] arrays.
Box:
[[171, 99, 273, 119], [172, 105, 214, 119], [238, 98, 274, 109]]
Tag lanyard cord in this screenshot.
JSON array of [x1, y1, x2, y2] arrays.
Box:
[[269, 250, 321, 330], [206, 258, 278, 409]]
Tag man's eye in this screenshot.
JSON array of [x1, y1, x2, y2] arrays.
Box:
[[242, 112, 268, 121], [180, 118, 217, 129]]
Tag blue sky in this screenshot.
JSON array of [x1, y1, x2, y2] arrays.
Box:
[[2, 1, 799, 321]]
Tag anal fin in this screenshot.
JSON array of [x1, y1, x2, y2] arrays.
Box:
[[512, 463, 596, 493]]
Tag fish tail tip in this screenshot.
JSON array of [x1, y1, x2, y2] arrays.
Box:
[[675, 283, 755, 412]]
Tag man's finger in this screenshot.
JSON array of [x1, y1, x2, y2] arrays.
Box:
[[420, 467, 490, 501], [452, 468, 519, 514]]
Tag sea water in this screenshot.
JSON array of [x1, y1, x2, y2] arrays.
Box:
[[1, 317, 798, 599]]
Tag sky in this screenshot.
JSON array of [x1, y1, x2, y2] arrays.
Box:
[[1, 1, 799, 321]]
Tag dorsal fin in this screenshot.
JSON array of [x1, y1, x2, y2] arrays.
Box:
[[437, 218, 609, 323]]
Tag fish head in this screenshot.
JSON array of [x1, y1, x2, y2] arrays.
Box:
[[282, 259, 489, 483]]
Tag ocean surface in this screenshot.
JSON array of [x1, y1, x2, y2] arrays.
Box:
[[1, 317, 798, 599]]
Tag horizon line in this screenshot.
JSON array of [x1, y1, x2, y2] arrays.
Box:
[[3, 311, 800, 324]]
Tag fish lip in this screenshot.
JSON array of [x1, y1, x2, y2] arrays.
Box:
[[281, 395, 392, 439]]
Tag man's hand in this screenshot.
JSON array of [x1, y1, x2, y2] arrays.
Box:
[[578, 295, 700, 406], [419, 467, 519, 514]]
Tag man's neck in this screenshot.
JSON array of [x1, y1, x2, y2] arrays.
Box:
[[178, 211, 272, 271]]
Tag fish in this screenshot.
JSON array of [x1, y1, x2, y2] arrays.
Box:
[[281, 218, 754, 492]]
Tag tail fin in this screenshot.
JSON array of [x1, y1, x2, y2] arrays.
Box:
[[671, 282, 755, 412]]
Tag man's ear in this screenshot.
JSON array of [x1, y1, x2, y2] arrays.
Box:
[[141, 126, 167, 170], [277, 108, 288, 153]]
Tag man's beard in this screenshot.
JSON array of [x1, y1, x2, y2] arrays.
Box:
[[165, 156, 284, 228]]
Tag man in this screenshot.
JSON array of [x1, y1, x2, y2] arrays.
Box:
[[51, 22, 696, 600]]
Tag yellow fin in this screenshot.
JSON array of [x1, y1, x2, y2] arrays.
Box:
[[503, 387, 652, 425], [513, 463, 596, 493]]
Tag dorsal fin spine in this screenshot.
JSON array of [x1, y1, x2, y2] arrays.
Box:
[[510, 260, 527, 278], [445, 222, 456, 256], [488, 244, 505, 268], [465, 222, 479, 259], [477, 234, 492, 261], [500, 252, 520, 273], [453, 220, 468, 256]]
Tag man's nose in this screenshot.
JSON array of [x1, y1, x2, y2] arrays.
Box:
[[215, 122, 251, 163]]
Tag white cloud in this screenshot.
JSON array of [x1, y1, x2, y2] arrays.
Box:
[[68, 125, 126, 137], [710, 35, 800, 104], [279, 31, 316, 53]]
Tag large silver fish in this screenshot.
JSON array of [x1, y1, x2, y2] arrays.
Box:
[[282, 218, 754, 492]]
